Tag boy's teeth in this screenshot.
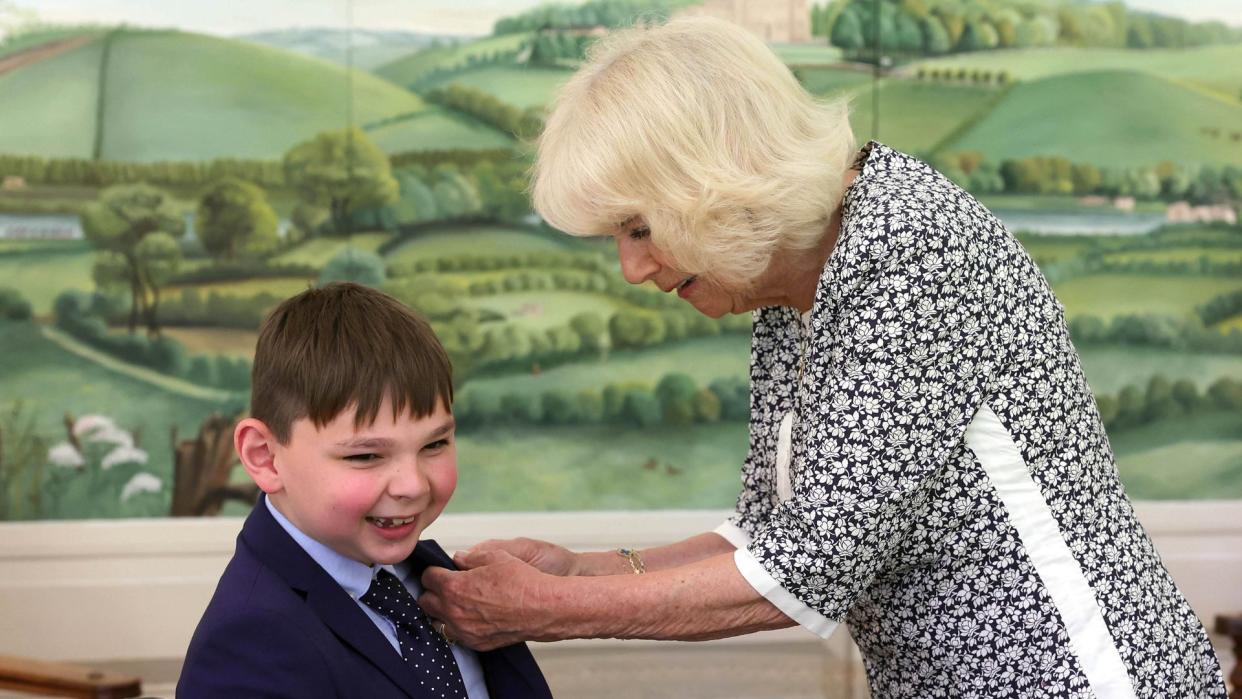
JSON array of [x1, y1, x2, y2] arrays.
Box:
[[370, 516, 414, 528]]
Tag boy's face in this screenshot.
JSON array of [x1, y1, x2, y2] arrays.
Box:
[[267, 397, 457, 566]]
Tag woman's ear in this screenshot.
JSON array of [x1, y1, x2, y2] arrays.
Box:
[[235, 417, 283, 495]]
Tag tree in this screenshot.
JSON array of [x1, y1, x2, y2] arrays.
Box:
[[133, 232, 183, 335], [81, 184, 186, 334], [922, 16, 952, 54], [283, 128, 399, 235], [320, 247, 386, 288], [830, 6, 865, 52], [196, 177, 279, 261]]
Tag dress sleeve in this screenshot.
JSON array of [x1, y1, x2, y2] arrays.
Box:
[[739, 205, 1008, 632]]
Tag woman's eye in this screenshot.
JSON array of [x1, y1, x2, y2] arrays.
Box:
[[628, 226, 650, 240]]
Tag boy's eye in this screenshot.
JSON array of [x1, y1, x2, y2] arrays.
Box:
[[628, 226, 650, 241], [423, 439, 451, 452], [344, 453, 380, 463]]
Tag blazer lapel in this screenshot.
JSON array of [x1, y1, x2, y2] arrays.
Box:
[[408, 541, 554, 699], [239, 501, 421, 698]]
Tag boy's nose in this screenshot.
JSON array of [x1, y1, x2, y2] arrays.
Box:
[[388, 459, 431, 501]]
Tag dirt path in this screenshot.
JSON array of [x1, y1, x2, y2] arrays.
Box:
[[0, 33, 98, 78]]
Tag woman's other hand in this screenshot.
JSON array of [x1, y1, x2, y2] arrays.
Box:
[[460, 537, 582, 576]]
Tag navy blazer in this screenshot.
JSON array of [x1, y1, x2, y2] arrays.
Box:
[[178, 502, 553, 698]]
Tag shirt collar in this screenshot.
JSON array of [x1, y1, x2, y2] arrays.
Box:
[[264, 496, 415, 598]]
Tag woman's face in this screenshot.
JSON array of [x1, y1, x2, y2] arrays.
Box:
[[611, 217, 745, 318]]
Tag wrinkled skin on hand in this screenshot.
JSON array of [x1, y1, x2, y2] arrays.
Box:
[[466, 537, 581, 577], [419, 549, 558, 652]]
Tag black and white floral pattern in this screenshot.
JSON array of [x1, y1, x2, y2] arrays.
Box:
[[730, 143, 1225, 697]]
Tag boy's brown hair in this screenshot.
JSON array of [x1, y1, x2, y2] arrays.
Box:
[[250, 282, 453, 443]]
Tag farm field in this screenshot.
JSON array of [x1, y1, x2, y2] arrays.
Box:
[[98, 30, 426, 161], [160, 327, 259, 357], [0, 36, 102, 158], [796, 66, 872, 96], [418, 65, 573, 108], [0, 245, 95, 315], [1111, 412, 1242, 499], [365, 107, 514, 153], [269, 232, 392, 267], [462, 334, 750, 396], [944, 71, 1242, 167], [461, 291, 630, 330], [385, 225, 578, 263], [1101, 248, 1242, 266], [452, 421, 749, 511], [166, 277, 314, 298], [1052, 273, 1242, 320], [850, 79, 1003, 153], [910, 44, 1242, 99], [0, 321, 236, 503], [773, 43, 844, 65], [1016, 235, 1100, 264], [1076, 346, 1241, 395], [375, 32, 534, 87]]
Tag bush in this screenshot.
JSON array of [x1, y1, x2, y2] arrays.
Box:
[[320, 247, 386, 287], [0, 287, 33, 321]]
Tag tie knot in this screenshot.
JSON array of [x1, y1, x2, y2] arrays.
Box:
[[360, 569, 422, 626]]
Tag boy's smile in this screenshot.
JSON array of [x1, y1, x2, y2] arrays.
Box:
[[258, 396, 457, 567]]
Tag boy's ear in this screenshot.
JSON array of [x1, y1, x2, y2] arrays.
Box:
[[235, 417, 283, 495]]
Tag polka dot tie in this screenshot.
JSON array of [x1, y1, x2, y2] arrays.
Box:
[[360, 569, 467, 697]]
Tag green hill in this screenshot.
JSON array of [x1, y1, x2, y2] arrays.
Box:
[[366, 107, 515, 152], [0, 35, 103, 158], [941, 70, 1242, 167], [375, 33, 533, 88], [909, 45, 1242, 102], [0, 29, 514, 161], [849, 79, 1004, 154], [418, 65, 573, 108]]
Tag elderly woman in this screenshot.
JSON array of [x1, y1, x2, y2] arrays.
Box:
[[420, 17, 1226, 697]]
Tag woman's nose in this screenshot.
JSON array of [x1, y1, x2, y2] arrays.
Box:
[[617, 237, 660, 285]]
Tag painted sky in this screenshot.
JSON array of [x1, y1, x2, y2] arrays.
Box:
[[16, 0, 1242, 37]]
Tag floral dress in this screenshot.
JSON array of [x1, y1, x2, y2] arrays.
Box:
[[715, 143, 1226, 698]]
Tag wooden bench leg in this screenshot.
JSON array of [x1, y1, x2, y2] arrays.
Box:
[[1216, 614, 1242, 699]]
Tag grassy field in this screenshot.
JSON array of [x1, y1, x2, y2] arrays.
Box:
[[944, 71, 1242, 167], [161, 327, 259, 357], [796, 66, 872, 96], [375, 33, 534, 87], [385, 225, 576, 263], [0, 321, 235, 493], [1052, 273, 1242, 320], [0, 36, 102, 158], [1101, 248, 1242, 266], [269, 233, 392, 267], [461, 291, 630, 330], [0, 29, 98, 61], [1076, 345, 1241, 395], [365, 107, 514, 153], [0, 245, 96, 316], [774, 43, 845, 66], [419, 65, 573, 108], [1017, 235, 1100, 264], [452, 421, 749, 511], [99, 30, 427, 161], [849, 79, 1003, 154], [1111, 412, 1242, 499], [166, 277, 314, 299], [980, 194, 1166, 214], [462, 334, 750, 396], [909, 45, 1242, 101]]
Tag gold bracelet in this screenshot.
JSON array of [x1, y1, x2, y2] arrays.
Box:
[[616, 547, 646, 574]]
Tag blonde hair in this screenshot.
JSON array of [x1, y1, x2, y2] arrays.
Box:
[[531, 16, 855, 290]]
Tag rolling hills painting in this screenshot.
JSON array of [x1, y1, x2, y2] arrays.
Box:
[[0, 0, 1239, 520]]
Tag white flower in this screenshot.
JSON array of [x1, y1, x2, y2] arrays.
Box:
[[48, 442, 84, 468], [74, 414, 134, 448], [120, 472, 162, 502], [101, 445, 148, 470]]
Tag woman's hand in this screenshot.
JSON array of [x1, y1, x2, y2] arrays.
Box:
[[461, 537, 582, 576], [419, 549, 557, 651]]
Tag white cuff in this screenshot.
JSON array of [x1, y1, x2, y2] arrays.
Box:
[[732, 547, 839, 639], [713, 519, 751, 549]]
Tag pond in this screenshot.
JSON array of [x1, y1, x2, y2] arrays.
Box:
[[994, 209, 1167, 236]]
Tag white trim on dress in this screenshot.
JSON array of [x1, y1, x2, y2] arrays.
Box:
[[733, 547, 840, 639], [966, 403, 1137, 699]]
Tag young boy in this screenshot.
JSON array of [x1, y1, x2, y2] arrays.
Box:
[[178, 282, 553, 699]]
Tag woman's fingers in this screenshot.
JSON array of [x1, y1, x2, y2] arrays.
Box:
[[420, 552, 551, 652], [460, 537, 579, 576]]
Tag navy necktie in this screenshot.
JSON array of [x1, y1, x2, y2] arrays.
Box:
[[360, 568, 468, 697]]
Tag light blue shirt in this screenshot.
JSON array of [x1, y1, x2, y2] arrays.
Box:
[[265, 497, 490, 698]]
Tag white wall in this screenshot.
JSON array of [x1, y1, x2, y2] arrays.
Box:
[[1, 502, 1238, 692]]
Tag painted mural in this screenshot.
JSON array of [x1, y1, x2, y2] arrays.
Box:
[[0, 0, 1239, 520]]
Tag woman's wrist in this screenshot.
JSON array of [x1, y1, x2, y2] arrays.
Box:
[[574, 549, 641, 576]]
